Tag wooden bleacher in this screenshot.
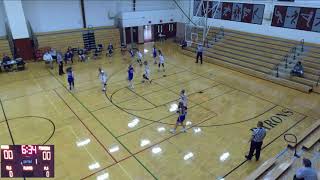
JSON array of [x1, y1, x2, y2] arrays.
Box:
[[35, 27, 120, 52], [288, 120, 320, 148], [245, 119, 320, 179], [269, 159, 295, 179], [211, 28, 319, 89], [94, 27, 120, 49], [36, 29, 83, 52], [182, 27, 320, 92], [302, 126, 320, 150], [245, 157, 277, 180], [0, 37, 12, 57]]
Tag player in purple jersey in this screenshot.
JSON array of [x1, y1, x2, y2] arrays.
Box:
[[170, 101, 187, 133], [152, 45, 157, 64], [128, 64, 134, 89], [66, 67, 74, 90]]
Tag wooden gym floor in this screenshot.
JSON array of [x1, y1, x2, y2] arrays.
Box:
[[0, 42, 319, 180]]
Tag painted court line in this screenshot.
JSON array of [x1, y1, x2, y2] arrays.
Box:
[[170, 61, 309, 118], [48, 70, 159, 180], [222, 115, 307, 178], [54, 89, 118, 163], [115, 84, 230, 138], [0, 99, 15, 145], [80, 113, 217, 179]]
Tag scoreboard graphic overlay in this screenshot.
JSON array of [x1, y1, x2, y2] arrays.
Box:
[[272, 5, 320, 32], [1, 145, 54, 178]]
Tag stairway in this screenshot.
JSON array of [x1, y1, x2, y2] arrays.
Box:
[[273, 45, 304, 78], [82, 29, 96, 50]]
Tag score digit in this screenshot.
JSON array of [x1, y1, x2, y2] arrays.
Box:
[[9, 170, 14, 177], [29, 145, 37, 155], [21, 145, 27, 155], [3, 150, 13, 160], [21, 145, 37, 155], [42, 151, 51, 161]]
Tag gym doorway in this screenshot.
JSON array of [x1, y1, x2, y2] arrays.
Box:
[[144, 25, 152, 42]]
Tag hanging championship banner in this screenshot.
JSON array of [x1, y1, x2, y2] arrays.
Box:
[[272, 5, 320, 33]]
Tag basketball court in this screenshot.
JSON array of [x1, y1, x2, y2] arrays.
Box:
[[0, 42, 319, 179]]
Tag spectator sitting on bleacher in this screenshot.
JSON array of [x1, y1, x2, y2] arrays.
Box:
[[67, 47, 74, 62], [291, 61, 304, 77], [2, 53, 12, 70], [43, 51, 53, 69], [50, 48, 57, 61], [93, 48, 100, 60], [293, 158, 318, 180], [180, 40, 187, 49], [107, 43, 114, 57], [78, 49, 86, 62], [64, 51, 73, 64]]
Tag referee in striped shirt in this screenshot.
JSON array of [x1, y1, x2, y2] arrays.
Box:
[[245, 121, 266, 161]]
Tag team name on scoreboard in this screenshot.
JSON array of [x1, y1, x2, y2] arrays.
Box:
[[1, 145, 54, 178]]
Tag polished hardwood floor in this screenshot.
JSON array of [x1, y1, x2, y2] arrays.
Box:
[[0, 42, 319, 180]]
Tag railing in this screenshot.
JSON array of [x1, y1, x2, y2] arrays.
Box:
[[300, 39, 304, 52], [276, 64, 279, 77], [316, 73, 320, 87], [206, 26, 224, 47], [290, 46, 297, 61], [275, 45, 299, 78], [284, 133, 300, 158], [220, 26, 224, 37]]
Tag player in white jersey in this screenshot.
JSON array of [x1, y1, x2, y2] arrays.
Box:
[[98, 68, 108, 91], [179, 89, 188, 109], [158, 50, 165, 72], [137, 50, 143, 66], [142, 61, 152, 83]]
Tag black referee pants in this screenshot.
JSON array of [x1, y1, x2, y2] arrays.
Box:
[[247, 141, 263, 160], [196, 52, 203, 64]]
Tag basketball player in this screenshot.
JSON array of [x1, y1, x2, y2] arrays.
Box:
[[98, 68, 108, 91], [66, 67, 74, 90], [158, 50, 165, 72], [300, 11, 315, 28], [137, 50, 143, 66], [233, 4, 241, 20], [170, 101, 187, 133], [315, 17, 320, 27], [152, 45, 157, 64], [129, 48, 135, 62], [179, 89, 188, 109], [128, 64, 134, 89], [253, 7, 262, 20], [243, 7, 251, 18], [286, 10, 299, 24], [275, 10, 284, 24], [223, 5, 231, 17], [142, 61, 152, 83], [107, 43, 114, 57]]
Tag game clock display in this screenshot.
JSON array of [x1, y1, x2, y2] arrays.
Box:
[[1, 145, 54, 178]]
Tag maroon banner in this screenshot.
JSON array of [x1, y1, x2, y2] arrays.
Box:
[[296, 7, 316, 31], [242, 4, 253, 23], [221, 2, 233, 20], [271, 6, 288, 27]]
